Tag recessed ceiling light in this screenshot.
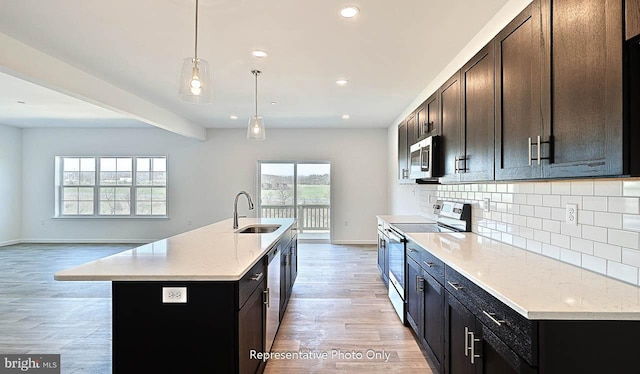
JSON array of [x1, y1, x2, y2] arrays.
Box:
[[17, 101, 26, 104], [342, 114, 350, 119], [230, 115, 238, 120], [340, 6, 359, 18], [270, 101, 277, 105], [336, 79, 349, 86], [251, 50, 268, 58]]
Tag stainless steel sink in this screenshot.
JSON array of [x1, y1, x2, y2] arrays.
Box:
[[237, 224, 281, 234]]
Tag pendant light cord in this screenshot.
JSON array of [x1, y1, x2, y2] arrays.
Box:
[[255, 71, 258, 117], [194, 0, 199, 60]]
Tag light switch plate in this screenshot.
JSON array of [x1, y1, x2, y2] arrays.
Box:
[[483, 198, 490, 212], [566, 204, 578, 226], [162, 287, 187, 303]]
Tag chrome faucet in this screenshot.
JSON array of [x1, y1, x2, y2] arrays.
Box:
[[233, 191, 255, 229]]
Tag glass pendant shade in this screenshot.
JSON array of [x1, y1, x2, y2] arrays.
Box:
[[247, 115, 266, 140], [179, 57, 211, 104]]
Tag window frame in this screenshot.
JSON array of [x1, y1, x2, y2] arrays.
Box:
[[54, 155, 169, 219]]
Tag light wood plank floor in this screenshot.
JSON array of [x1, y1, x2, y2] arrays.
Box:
[[0, 243, 434, 373]]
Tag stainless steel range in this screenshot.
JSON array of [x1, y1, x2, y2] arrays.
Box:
[[386, 201, 471, 324]]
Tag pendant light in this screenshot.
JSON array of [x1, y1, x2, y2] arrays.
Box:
[[179, 0, 211, 103], [247, 70, 266, 140]]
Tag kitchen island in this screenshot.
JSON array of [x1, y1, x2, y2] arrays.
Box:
[[55, 217, 297, 374]]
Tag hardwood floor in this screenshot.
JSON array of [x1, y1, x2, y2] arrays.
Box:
[[0, 243, 433, 373]]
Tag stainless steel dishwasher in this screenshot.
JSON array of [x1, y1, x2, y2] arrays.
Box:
[[265, 244, 281, 352]]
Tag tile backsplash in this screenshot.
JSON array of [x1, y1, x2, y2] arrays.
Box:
[[415, 180, 640, 286]]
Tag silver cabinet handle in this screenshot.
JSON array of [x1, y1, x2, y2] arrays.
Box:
[[408, 247, 417, 253], [416, 276, 424, 293], [464, 326, 470, 357], [423, 261, 434, 268], [528, 137, 532, 166], [454, 157, 459, 173], [469, 331, 481, 364], [250, 272, 264, 282], [537, 135, 541, 165], [482, 310, 506, 326], [447, 281, 464, 291], [263, 288, 270, 307]]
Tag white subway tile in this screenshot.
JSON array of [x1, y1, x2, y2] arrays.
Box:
[[534, 206, 552, 219], [560, 248, 582, 266], [594, 180, 622, 196], [534, 182, 551, 195], [551, 207, 565, 221], [512, 236, 527, 249], [571, 181, 594, 196], [464, 184, 472, 192], [593, 242, 622, 262], [581, 225, 608, 243], [527, 217, 543, 230], [582, 254, 607, 275], [608, 229, 639, 249], [623, 215, 640, 232], [577, 210, 594, 226], [561, 195, 582, 206], [608, 197, 640, 214], [527, 194, 543, 206], [571, 237, 594, 255], [622, 248, 640, 268], [520, 227, 535, 240], [513, 215, 527, 226], [518, 183, 535, 194], [520, 205, 534, 217], [487, 184, 497, 193], [542, 243, 561, 259], [623, 180, 640, 197], [497, 203, 507, 213], [507, 184, 516, 193], [583, 196, 608, 212], [478, 184, 487, 192], [561, 222, 582, 238], [507, 204, 519, 215], [513, 194, 528, 204], [491, 193, 502, 203], [552, 181, 571, 195], [594, 212, 623, 229], [503, 213, 514, 224], [496, 222, 508, 232], [527, 239, 542, 253], [502, 194, 513, 204], [496, 184, 508, 193], [502, 233, 513, 245], [543, 195, 561, 208], [491, 230, 502, 241], [607, 261, 639, 285], [471, 184, 479, 192], [550, 233, 571, 249], [543, 219, 561, 234], [534, 230, 551, 244]]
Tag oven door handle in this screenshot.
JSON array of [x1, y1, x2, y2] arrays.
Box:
[[385, 229, 406, 243]]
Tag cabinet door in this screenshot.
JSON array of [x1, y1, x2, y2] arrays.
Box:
[[420, 271, 444, 368], [542, 0, 624, 177], [439, 71, 462, 182], [406, 256, 423, 333], [398, 121, 409, 181], [426, 92, 440, 137], [460, 41, 496, 182], [495, 0, 545, 180], [238, 279, 266, 374], [407, 112, 418, 147], [476, 322, 536, 374], [280, 249, 291, 319], [416, 104, 428, 140], [289, 237, 297, 287], [445, 292, 476, 374], [627, 0, 640, 40]]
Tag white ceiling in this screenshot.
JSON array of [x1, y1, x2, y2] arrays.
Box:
[[0, 0, 510, 132]]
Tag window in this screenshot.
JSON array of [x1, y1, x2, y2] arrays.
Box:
[[55, 156, 167, 217]]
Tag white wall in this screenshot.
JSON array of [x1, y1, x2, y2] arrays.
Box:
[[21, 127, 387, 244], [0, 124, 22, 245]]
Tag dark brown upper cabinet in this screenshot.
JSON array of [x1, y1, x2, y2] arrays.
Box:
[[416, 92, 440, 140], [542, 0, 624, 178], [398, 119, 409, 181], [627, 0, 640, 40], [439, 71, 462, 183], [460, 41, 496, 182], [495, 0, 545, 181], [407, 111, 419, 147]]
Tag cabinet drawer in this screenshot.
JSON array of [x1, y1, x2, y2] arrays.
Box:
[[238, 259, 267, 309], [445, 266, 537, 367], [406, 242, 445, 284]]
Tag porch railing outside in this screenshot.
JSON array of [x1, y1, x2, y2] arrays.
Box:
[[261, 204, 330, 232]]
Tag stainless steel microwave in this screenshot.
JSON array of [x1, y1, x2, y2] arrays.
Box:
[[409, 135, 441, 180]]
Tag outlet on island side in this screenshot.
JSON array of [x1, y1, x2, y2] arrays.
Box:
[[566, 204, 578, 226], [162, 287, 187, 303]]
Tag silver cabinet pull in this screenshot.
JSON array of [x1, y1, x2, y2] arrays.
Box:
[[408, 247, 417, 252], [469, 331, 481, 364], [263, 288, 270, 307], [250, 272, 264, 282], [528, 137, 532, 166], [482, 310, 506, 326], [416, 276, 424, 293], [447, 281, 464, 291], [423, 261, 434, 268], [464, 326, 470, 357], [537, 135, 541, 165]]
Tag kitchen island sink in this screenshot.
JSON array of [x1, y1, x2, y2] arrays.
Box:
[[237, 224, 281, 234]]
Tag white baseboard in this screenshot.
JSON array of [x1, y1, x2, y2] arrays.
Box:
[[331, 240, 377, 246], [0, 239, 21, 247], [19, 239, 152, 244]]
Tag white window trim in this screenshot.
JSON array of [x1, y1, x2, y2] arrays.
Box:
[[54, 155, 169, 219]]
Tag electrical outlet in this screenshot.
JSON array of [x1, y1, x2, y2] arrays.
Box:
[[483, 198, 491, 212], [162, 287, 187, 303], [566, 204, 578, 226]]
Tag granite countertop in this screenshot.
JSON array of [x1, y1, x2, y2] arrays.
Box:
[[54, 218, 296, 282], [406, 231, 640, 321], [376, 215, 435, 224]]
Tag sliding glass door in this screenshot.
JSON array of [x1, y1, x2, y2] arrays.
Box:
[[258, 161, 331, 241]]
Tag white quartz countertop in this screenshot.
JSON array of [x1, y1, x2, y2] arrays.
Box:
[[406, 232, 640, 320], [54, 218, 296, 282], [376, 215, 435, 224]]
